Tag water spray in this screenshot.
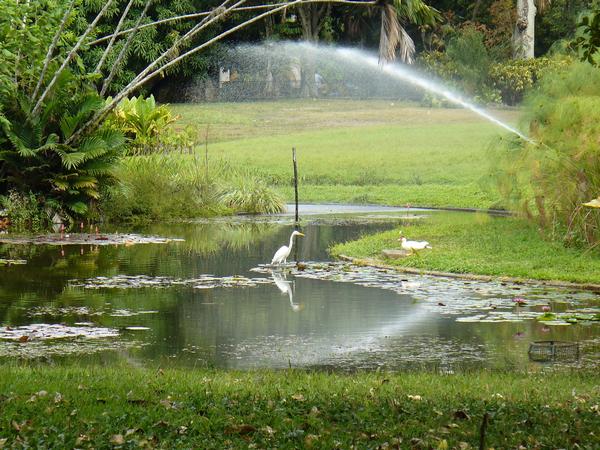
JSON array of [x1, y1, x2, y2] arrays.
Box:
[[231, 42, 533, 143]]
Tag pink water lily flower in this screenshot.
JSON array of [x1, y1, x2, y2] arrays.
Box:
[[542, 305, 551, 312], [512, 297, 526, 306]]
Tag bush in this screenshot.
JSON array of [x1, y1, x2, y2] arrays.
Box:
[[419, 28, 501, 105], [489, 57, 572, 105], [0, 192, 49, 232], [490, 62, 600, 248], [110, 96, 198, 155], [0, 73, 125, 221]]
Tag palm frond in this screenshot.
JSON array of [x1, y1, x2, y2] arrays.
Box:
[[380, 3, 415, 63], [56, 149, 86, 170]]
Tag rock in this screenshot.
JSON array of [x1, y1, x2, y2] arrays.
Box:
[[381, 249, 410, 259]]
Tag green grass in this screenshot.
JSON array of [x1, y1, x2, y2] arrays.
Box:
[[0, 366, 598, 448], [331, 212, 600, 284], [171, 100, 520, 209]]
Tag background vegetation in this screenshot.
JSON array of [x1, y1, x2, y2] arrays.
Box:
[[1, 0, 600, 235], [491, 62, 600, 247]]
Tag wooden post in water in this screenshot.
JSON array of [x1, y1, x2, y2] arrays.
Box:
[[204, 124, 210, 180], [292, 147, 299, 224], [292, 147, 299, 264]]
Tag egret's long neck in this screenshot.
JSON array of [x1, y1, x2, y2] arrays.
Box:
[[288, 233, 295, 250]]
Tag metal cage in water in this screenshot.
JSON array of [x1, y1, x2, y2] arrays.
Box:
[[528, 340, 579, 362]]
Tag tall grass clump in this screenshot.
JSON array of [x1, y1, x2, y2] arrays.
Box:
[[102, 155, 223, 223], [491, 62, 600, 248], [220, 176, 286, 215], [102, 155, 285, 223]]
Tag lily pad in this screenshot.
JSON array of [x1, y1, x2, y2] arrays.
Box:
[[0, 233, 184, 246], [70, 274, 274, 290], [0, 324, 119, 341], [251, 262, 600, 324], [0, 259, 27, 265]]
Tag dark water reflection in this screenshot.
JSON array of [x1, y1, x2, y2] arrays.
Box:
[[0, 215, 598, 371]]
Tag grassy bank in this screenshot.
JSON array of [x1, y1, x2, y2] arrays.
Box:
[[331, 212, 600, 284], [0, 366, 598, 448], [172, 100, 520, 209]]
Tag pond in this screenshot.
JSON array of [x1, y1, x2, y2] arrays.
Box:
[[1, 205, 599, 371]]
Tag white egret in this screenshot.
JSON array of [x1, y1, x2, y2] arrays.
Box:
[[399, 236, 432, 255], [271, 230, 304, 265]]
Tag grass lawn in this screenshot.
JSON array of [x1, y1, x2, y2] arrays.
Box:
[[0, 366, 598, 448], [332, 212, 600, 284], [171, 100, 520, 209]]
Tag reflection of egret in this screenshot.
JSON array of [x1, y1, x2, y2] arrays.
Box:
[[271, 230, 304, 265], [272, 271, 302, 312]]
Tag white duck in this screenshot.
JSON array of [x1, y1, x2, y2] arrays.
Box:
[[399, 234, 432, 255]]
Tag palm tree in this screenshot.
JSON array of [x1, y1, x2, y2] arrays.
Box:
[[296, 0, 438, 96]]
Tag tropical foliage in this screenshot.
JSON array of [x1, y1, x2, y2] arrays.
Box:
[[0, 0, 125, 221], [0, 0, 597, 230], [571, 6, 600, 66], [489, 56, 572, 104], [491, 62, 600, 247]]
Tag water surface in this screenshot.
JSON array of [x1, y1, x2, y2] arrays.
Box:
[[1, 209, 598, 370]]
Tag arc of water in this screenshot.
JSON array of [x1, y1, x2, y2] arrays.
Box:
[[295, 43, 533, 142]]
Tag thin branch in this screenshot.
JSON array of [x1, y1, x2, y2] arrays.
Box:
[[128, 0, 329, 99], [88, 0, 376, 46], [67, 0, 238, 145], [95, 0, 135, 73], [101, 0, 153, 96], [32, 0, 74, 102], [32, 0, 116, 117], [67, 0, 378, 144], [127, 0, 240, 89]]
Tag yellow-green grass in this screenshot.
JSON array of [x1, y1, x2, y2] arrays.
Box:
[[171, 100, 520, 209], [332, 212, 600, 284], [0, 366, 598, 448]]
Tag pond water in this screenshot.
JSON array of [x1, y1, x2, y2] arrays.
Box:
[[1, 206, 599, 371]]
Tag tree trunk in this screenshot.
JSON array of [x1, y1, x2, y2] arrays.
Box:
[[513, 0, 536, 59], [297, 4, 329, 97]]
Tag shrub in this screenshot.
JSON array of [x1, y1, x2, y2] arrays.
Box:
[[490, 62, 600, 248], [0, 191, 49, 232], [110, 96, 200, 156], [0, 72, 125, 221], [419, 28, 501, 105], [489, 57, 572, 105]]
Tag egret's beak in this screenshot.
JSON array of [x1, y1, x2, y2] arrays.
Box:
[[297, 232, 305, 237]]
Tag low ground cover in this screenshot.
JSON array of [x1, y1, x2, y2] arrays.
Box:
[[331, 212, 600, 284], [0, 366, 598, 448], [173, 100, 519, 209]]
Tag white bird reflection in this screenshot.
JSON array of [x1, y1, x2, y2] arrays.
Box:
[[271, 271, 302, 312]]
